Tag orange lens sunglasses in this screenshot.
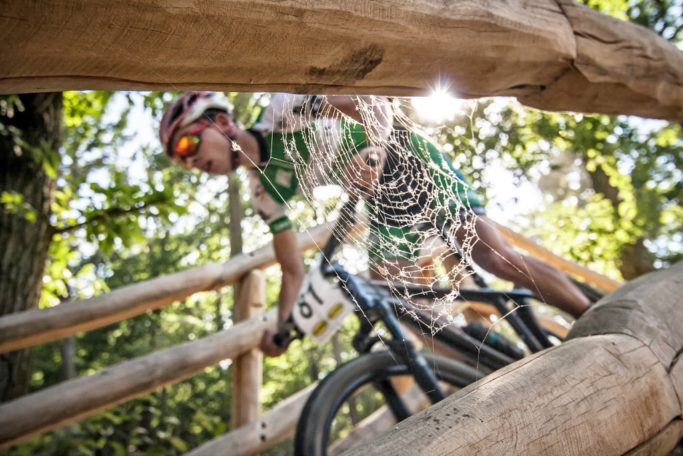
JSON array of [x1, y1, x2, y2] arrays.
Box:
[[170, 122, 211, 160]]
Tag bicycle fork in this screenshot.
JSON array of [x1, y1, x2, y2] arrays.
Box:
[[371, 303, 447, 421]]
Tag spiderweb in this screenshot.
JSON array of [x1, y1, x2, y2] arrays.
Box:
[[250, 93, 486, 334]]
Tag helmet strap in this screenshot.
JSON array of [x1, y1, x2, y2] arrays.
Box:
[[230, 149, 241, 170]]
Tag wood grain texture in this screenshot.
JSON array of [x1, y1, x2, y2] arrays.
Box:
[[0, 310, 276, 450], [521, 0, 683, 119], [0, 1, 681, 119], [624, 420, 683, 456], [230, 271, 265, 429], [568, 261, 683, 369], [670, 354, 683, 420], [341, 335, 680, 456]]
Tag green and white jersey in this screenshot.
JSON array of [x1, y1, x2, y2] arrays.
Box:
[[247, 93, 484, 236], [248, 94, 371, 234]]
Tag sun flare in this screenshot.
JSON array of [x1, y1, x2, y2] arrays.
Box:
[[410, 87, 463, 124]]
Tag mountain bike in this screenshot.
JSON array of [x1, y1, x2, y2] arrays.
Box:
[[274, 199, 599, 455]]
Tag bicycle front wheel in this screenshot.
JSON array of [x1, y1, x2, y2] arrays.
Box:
[[294, 350, 481, 456]]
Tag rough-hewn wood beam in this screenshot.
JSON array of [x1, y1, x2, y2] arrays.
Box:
[[0, 1, 681, 120], [342, 262, 683, 455]]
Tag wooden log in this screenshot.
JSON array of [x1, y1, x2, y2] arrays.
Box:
[[231, 271, 265, 430], [522, 0, 683, 120], [0, 1, 682, 120], [342, 335, 680, 455], [342, 262, 683, 455], [0, 222, 335, 354], [567, 262, 683, 368], [187, 384, 317, 456], [0, 310, 276, 450], [625, 421, 683, 456]]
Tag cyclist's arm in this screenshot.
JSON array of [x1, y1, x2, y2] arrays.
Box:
[[248, 170, 304, 322], [324, 96, 393, 143], [273, 228, 305, 322]]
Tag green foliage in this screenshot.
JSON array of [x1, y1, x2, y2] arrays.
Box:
[[0, 191, 37, 223]]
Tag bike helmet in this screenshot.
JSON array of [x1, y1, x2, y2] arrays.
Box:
[[159, 91, 232, 156]]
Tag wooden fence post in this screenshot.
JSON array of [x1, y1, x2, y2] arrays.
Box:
[[231, 270, 265, 431]]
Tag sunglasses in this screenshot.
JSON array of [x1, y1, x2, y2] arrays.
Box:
[[169, 122, 211, 160]]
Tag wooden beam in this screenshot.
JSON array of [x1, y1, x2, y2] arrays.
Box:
[[230, 271, 265, 430], [0, 222, 335, 354], [522, 0, 683, 120], [343, 335, 680, 455], [187, 384, 317, 456], [0, 310, 277, 450], [0, 1, 681, 120], [343, 262, 683, 455], [567, 262, 683, 367]]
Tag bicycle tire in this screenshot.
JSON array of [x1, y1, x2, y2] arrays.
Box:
[[294, 350, 481, 456]]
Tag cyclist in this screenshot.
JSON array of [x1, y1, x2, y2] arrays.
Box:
[[159, 92, 590, 355]]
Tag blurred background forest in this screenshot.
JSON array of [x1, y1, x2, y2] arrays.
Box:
[[0, 0, 681, 454]]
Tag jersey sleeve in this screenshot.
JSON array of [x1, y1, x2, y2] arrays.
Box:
[[252, 93, 309, 134], [247, 169, 293, 234]]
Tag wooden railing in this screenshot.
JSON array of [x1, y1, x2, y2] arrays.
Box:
[[0, 220, 624, 452]]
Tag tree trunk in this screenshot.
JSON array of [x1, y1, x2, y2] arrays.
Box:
[[0, 93, 62, 402], [619, 237, 656, 280]]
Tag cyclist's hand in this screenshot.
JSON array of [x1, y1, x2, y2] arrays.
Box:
[[260, 328, 289, 357], [343, 146, 386, 200]]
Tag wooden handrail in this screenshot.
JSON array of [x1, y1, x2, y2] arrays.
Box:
[[1, 218, 619, 354], [0, 222, 335, 354], [0, 310, 276, 450], [493, 222, 621, 292]]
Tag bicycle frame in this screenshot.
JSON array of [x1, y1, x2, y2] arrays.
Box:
[[286, 199, 557, 417], [321, 199, 553, 355]]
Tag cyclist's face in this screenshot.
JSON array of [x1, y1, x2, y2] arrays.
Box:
[[171, 115, 234, 175]]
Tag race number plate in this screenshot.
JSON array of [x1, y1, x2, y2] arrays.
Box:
[[292, 261, 355, 343]]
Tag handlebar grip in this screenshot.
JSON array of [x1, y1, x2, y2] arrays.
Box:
[[272, 318, 301, 348], [272, 331, 293, 348]]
